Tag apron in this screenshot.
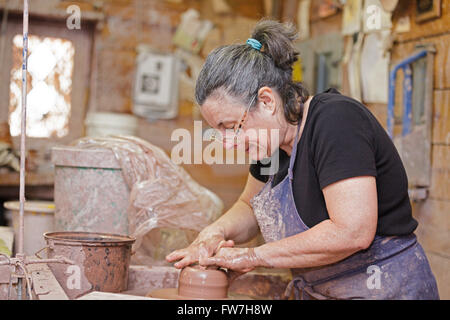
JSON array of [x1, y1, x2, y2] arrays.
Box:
[[250, 125, 439, 300]]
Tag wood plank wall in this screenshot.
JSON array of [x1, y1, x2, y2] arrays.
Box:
[[304, 0, 449, 299], [392, 0, 449, 299]]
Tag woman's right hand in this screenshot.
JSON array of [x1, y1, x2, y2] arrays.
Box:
[[165, 227, 235, 269], [166, 173, 264, 269]]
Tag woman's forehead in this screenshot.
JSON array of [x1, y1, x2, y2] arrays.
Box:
[[202, 96, 243, 120]]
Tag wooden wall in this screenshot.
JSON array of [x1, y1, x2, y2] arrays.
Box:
[[391, 0, 449, 300], [302, 0, 449, 299]]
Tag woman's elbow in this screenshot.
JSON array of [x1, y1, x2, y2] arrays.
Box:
[[352, 229, 376, 251], [357, 236, 374, 251]]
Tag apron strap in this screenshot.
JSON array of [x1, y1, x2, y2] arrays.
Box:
[[288, 124, 302, 181]]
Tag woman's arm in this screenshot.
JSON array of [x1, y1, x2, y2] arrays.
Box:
[[256, 176, 377, 268], [202, 176, 378, 271], [166, 173, 264, 268], [212, 173, 264, 244]]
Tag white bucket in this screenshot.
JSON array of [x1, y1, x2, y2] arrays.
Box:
[[3, 201, 55, 256], [85, 112, 139, 137]]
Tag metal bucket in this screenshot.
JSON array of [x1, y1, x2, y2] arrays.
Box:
[[42, 231, 135, 299]]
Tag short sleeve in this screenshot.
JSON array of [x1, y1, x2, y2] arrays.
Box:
[[311, 101, 377, 189]]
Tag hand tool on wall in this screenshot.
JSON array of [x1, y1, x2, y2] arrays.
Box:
[[387, 46, 436, 200]]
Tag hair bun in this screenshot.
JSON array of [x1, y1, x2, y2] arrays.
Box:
[[251, 20, 299, 71]]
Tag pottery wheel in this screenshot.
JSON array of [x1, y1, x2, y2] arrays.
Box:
[[147, 288, 256, 300]]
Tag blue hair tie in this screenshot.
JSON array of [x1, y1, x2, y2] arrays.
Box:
[[246, 38, 262, 51]]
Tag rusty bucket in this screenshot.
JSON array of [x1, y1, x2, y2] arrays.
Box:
[[43, 231, 135, 299]]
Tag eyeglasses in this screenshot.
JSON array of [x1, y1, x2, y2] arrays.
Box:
[[209, 95, 257, 146]]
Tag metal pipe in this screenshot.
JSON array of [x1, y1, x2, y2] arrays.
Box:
[[17, 279, 22, 300], [17, 0, 29, 300], [18, 0, 29, 257], [387, 49, 428, 138]]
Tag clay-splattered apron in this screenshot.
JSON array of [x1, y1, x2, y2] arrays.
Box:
[[250, 126, 439, 300]]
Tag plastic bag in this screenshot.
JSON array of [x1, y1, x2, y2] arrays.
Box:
[[72, 135, 224, 265]]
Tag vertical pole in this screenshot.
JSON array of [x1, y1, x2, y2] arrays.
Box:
[[19, 0, 28, 257], [387, 71, 395, 138], [402, 65, 413, 137], [17, 0, 29, 299]]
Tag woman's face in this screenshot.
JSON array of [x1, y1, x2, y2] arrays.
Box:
[[201, 89, 284, 161]]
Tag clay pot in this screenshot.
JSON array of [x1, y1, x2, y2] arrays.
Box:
[[178, 266, 229, 299]]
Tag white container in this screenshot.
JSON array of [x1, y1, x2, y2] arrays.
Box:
[[85, 112, 139, 137], [3, 201, 55, 256]]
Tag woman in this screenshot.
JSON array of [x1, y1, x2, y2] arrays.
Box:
[[166, 20, 439, 300]]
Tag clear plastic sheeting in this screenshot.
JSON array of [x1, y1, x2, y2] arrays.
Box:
[[72, 136, 224, 265]]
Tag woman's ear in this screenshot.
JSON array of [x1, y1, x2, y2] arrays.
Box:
[[257, 87, 276, 115]]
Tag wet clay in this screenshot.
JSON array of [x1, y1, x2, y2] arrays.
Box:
[[148, 265, 229, 300], [178, 265, 229, 299]]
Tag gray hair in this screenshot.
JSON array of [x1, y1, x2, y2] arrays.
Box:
[[195, 20, 309, 124]]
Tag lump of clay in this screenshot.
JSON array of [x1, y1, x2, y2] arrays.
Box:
[[178, 266, 229, 299]]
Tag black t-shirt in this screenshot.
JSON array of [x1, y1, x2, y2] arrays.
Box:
[[250, 88, 418, 236]]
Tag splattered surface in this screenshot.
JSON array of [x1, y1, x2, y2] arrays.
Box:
[[52, 147, 130, 235]]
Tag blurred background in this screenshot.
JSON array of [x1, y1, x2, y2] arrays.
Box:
[[0, 0, 448, 298]]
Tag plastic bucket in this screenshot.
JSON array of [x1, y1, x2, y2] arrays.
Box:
[[43, 231, 135, 299], [85, 112, 138, 137], [3, 200, 55, 256]]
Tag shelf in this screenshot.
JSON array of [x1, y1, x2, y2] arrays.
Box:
[[0, 171, 54, 187]]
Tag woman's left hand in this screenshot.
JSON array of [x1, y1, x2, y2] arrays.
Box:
[[199, 247, 271, 274]]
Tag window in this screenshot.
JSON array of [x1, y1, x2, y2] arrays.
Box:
[[0, 14, 94, 150], [9, 34, 75, 138]]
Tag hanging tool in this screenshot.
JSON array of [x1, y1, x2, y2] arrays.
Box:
[[387, 47, 435, 138], [387, 46, 436, 200]]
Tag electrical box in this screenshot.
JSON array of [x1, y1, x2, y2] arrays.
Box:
[[133, 48, 180, 120]]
